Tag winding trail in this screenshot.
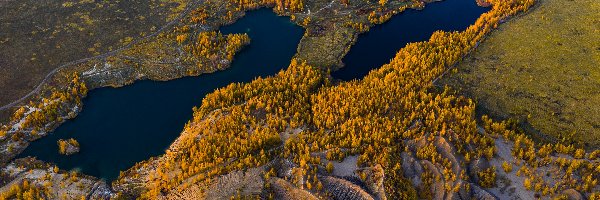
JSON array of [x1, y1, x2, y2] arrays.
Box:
[[0, 1, 199, 112]]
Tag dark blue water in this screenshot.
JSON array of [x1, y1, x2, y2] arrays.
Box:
[[332, 0, 489, 80], [19, 8, 303, 181]]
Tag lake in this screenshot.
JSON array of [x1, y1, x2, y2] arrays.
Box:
[[332, 0, 489, 80], [19, 0, 489, 182], [19, 8, 304, 181]]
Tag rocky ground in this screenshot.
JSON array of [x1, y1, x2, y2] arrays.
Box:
[[112, 103, 598, 199], [0, 158, 112, 199], [57, 139, 80, 156]]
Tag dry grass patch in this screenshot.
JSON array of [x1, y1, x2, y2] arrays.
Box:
[[441, 0, 600, 148]]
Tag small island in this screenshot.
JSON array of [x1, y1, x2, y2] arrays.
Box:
[[57, 138, 80, 155]]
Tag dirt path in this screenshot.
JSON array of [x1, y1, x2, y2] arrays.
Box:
[[0, 0, 199, 112]]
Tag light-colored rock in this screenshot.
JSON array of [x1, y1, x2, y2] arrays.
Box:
[[320, 176, 375, 200], [269, 177, 319, 200], [561, 189, 583, 200], [401, 151, 423, 186], [468, 158, 490, 183], [204, 167, 265, 199], [357, 164, 386, 200], [444, 181, 470, 200], [470, 183, 497, 200]]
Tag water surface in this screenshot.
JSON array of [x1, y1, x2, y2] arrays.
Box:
[[332, 0, 489, 80], [20, 8, 304, 181]]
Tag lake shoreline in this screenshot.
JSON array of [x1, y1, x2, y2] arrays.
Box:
[[0, 0, 439, 176]]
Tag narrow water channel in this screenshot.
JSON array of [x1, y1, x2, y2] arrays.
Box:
[[19, 8, 304, 181], [332, 0, 489, 80]]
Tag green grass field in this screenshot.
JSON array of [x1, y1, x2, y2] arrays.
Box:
[[441, 0, 600, 148]]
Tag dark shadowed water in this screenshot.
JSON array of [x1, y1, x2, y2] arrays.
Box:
[[20, 8, 303, 181], [332, 0, 489, 80], [20, 0, 489, 182]]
